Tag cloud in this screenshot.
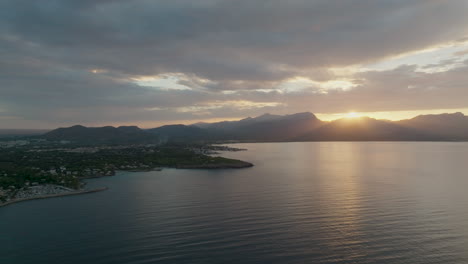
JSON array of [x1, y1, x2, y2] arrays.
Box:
[[1, 0, 468, 127], [280, 63, 468, 113], [2, 0, 468, 79], [455, 49, 468, 56]]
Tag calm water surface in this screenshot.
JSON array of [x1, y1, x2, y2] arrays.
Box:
[[1, 142, 468, 264]]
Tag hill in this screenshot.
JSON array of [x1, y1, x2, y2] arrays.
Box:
[[146, 124, 229, 143], [397, 112, 468, 140], [297, 117, 441, 141], [40, 112, 468, 144], [43, 125, 156, 144], [192, 112, 324, 141]]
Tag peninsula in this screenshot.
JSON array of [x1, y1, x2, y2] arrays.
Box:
[[0, 141, 252, 206]]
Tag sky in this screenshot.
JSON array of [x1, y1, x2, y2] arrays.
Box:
[[1, 0, 468, 129]]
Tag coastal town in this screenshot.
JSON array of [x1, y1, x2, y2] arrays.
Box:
[[0, 139, 250, 206]]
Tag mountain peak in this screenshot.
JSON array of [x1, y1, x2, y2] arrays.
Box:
[[117, 126, 142, 133], [43, 125, 152, 143], [286, 112, 316, 119], [252, 112, 316, 122], [253, 113, 282, 121], [411, 112, 467, 121], [68, 125, 87, 129]]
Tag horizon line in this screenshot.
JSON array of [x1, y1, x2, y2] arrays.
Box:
[[2, 110, 467, 130]]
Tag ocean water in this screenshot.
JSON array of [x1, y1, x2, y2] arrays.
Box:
[[1, 142, 468, 264]]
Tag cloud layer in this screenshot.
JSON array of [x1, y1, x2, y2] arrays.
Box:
[[1, 0, 468, 128]]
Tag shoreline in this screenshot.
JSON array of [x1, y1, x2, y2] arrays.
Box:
[[0, 187, 108, 208], [0, 158, 253, 208], [176, 161, 253, 169]]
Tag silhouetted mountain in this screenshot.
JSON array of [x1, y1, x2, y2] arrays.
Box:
[[193, 112, 323, 141], [41, 112, 468, 144], [194, 113, 310, 131], [146, 124, 228, 142], [145, 113, 322, 142], [43, 125, 155, 144], [397, 112, 468, 140], [296, 117, 442, 141]]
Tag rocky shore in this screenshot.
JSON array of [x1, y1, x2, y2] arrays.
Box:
[[0, 184, 108, 207]]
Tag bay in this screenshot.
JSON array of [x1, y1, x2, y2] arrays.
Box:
[[1, 142, 468, 264]]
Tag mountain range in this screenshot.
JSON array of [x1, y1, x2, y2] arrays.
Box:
[[42, 125, 155, 144], [41, 112, 468, 143]]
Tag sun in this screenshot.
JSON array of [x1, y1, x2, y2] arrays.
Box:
[[346, 112, 360, 118]]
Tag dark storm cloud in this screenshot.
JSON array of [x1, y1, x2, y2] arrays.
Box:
[[2, 0, 467, 79], [1, 0, 468, 127]]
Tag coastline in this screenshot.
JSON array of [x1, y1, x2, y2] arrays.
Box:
[[0, 154, 253, 208], [0, 187, 108, 208], [176, 161, 253, 169]]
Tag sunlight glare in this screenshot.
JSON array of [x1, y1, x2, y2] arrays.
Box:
[[346, 112, 360, 118]]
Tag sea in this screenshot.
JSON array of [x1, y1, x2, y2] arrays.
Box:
[[1, 142, 468, 264]]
